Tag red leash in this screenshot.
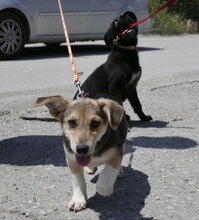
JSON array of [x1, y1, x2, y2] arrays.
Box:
[[118, 0, 177, 38]]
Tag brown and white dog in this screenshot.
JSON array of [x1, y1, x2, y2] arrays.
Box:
[[35, 96, 127, 212]]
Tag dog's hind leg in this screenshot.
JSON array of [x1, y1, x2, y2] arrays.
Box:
[[96, 154, 122, 196], [117, 142, 125, 179], [66, 157, 87, 212], [128, 88, 152, 121], [117, 166, 124, 178]]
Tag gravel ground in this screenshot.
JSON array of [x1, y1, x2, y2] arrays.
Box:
[[0, 80, 199, 220], [0, 35, 199, 220]]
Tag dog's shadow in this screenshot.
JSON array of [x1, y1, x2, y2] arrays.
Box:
[[128, 120, 169, 129], [126, 136, 198, 151], [87, 167, 153, 220], [128, 120, 195, 129]]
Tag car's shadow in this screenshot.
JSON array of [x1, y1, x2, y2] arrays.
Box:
[[12, 44, 162, 61]]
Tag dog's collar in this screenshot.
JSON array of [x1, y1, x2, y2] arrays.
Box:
[[117, 45, 136, 50], [112, 38, 136, 50]]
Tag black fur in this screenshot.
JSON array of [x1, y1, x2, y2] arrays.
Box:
[[63, 134, 73, 153], [74, 14, 152, 121], [104, 14, 138, 47], [93, 112, 127, 157], [93, 94, 127, 157]]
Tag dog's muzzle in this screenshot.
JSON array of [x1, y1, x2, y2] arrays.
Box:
[[76, 144, 89, 155], [75, 144, 91, 167], [114, 27, 138, 46]]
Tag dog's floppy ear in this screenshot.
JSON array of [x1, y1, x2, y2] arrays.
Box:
[[104, 18, 119, 47], [98, 98, 124, 131], [104, 30, 113, 47], [34, 96, 69, 121]]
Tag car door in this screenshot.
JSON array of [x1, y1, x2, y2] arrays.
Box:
[[86, 0, 122, 35], [25, 0, 89, 37]]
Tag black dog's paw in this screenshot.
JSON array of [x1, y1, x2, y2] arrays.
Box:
[[140, 115, 153, 121], [126, 114, 131, 121]]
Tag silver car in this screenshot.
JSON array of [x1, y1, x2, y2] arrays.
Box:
[[0, 0, 150, 59]]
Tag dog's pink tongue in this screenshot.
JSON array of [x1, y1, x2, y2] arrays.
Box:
[[76, 155, 91, 167]]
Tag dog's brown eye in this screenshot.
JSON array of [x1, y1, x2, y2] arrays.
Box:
[[68, 120, 77, 128], [90, 120, 100, 129]]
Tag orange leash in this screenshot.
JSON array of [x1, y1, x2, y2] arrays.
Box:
[[58, 0, 84, 98]]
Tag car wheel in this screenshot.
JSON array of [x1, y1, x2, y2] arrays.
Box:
[[0, 13, 27, 59]]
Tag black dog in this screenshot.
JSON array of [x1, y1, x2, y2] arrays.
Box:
[[74, 13, 152, 121]]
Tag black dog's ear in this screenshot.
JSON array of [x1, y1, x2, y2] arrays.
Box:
[[104, 18, 119, 47], [104, 26, 115, 47], [104, 31, 112, 47]]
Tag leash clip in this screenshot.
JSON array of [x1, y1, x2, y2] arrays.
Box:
[[75, 72, 84, 99]]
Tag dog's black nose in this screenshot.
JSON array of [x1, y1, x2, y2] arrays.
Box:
[[76, 144, 89, 155]]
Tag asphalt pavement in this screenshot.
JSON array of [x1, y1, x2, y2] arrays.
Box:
[[0, 34, 199, 220]]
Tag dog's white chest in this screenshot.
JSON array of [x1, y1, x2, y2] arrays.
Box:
[[127, 70, 141, 88]]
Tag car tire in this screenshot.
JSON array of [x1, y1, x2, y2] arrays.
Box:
[[0, 12, 27, 59]]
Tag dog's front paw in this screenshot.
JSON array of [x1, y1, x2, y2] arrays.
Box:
[[140, 115, 153, 121], [126, 114, 131, 121], [68, 196, 87, 212]]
